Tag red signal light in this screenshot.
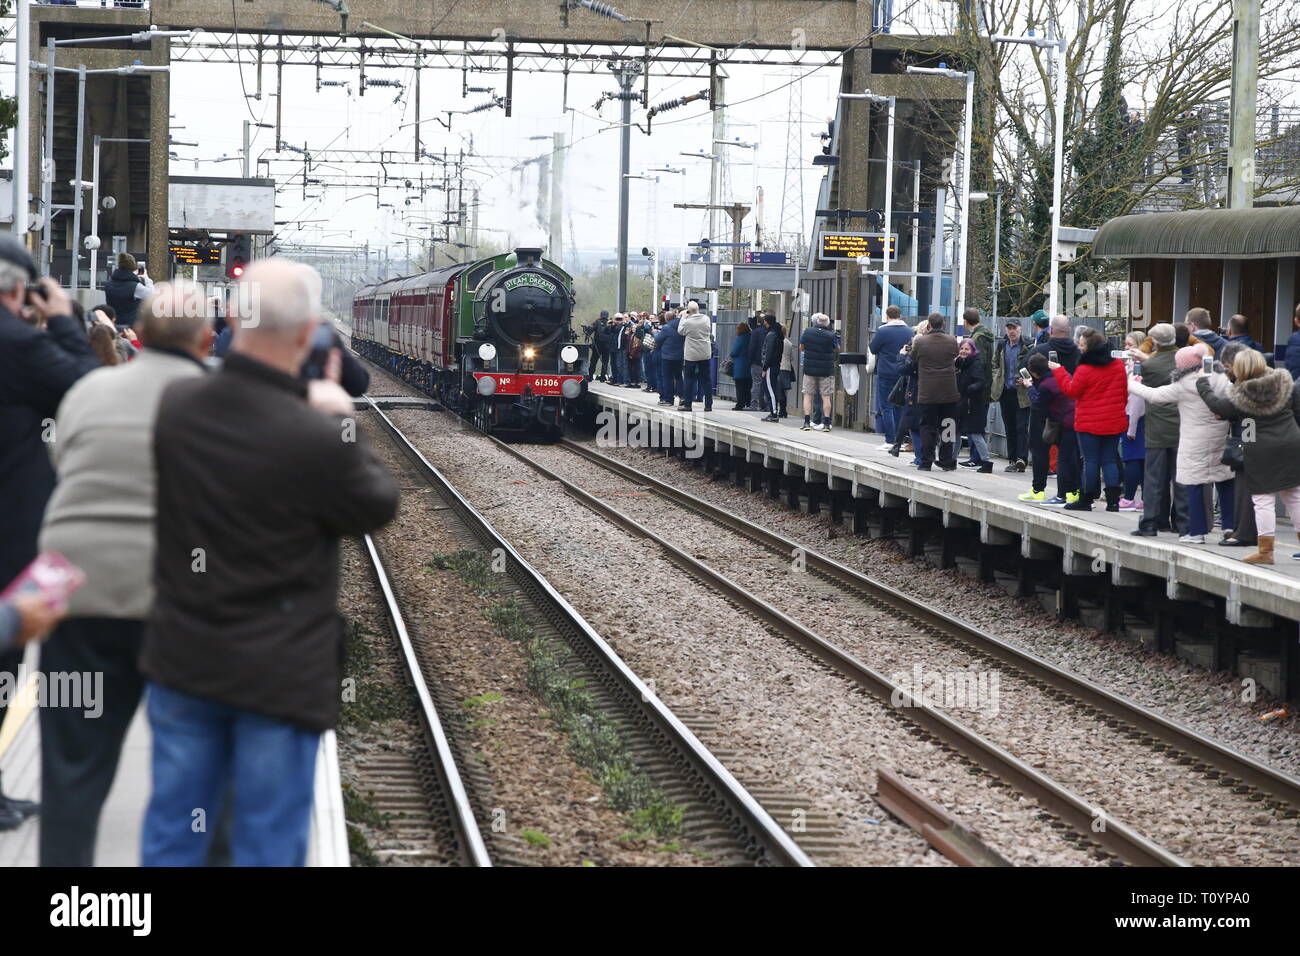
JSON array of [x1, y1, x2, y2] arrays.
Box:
[[231, 264, 244, 278]]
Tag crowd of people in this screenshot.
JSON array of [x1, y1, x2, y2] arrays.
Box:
[[586, 296, 1300, 565], [0, 240, 398, 864], [587, 303, 843, 431], [871, 303, 1300, 564]]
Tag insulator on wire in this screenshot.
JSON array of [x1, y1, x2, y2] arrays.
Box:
[[649, 88, 709, 119], [569, 0, 630, 22], [467, 97, 502, 114]]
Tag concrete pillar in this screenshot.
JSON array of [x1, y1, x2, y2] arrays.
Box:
[[1221, 259, 1241, 326], [1171, 259, 1192, 323], [1273, 257, 1295, 346]]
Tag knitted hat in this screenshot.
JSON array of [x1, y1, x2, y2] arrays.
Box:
[[599, 310, 609, 319], [1149, 323, 1176, 347], [1030, 309, 1049, 328], [1175, 343, 1208, 370]]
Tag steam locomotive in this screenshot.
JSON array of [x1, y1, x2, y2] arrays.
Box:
[[351, 247, 590, 439]]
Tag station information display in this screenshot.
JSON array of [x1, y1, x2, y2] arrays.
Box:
[[817, 231, 897, 262], [169, 241, 222, 266]]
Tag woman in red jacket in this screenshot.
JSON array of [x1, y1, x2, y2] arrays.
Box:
[[1049, 326, 1129, 511]]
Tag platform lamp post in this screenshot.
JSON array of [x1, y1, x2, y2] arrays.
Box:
[[907, 64, 973, 326], [968, 190, 1003, 325], [34, 27, 189, 280], [840, 89, 896, 323], [988, 30, 1067, 317]]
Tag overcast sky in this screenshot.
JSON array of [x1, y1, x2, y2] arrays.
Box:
[[3, 0, 1293, 271]]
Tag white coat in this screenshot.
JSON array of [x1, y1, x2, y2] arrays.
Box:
[[1128, 368, 1233, 485]]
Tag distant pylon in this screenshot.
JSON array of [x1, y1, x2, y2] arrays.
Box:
[[778, 73, 806, 260]]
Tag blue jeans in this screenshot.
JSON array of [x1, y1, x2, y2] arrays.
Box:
[[612, 350, 629, 384], [1187, 480, 1235, 536], [644, 351, 660, 392], [142, 683, 320, 867], [1123, 459, 1144, 500], [1075, 431, 1122, 498], [875, 375, 899, 443]]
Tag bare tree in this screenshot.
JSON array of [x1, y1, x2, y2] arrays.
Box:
[[888, 0, 1300, 316]]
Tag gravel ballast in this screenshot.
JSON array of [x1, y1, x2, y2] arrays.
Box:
[[515, 441, 1300, 866], [388, 408, 1109, 866], [588, 438, 1300, 777], [348, 413, 708, 865]]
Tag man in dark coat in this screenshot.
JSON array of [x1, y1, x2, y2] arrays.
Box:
[[591, 310, 614, 381], [139, 259, 399, 866], [759, 313, 785, 423], [1131, 323, 1187, 536], [747, 312, 768, 410], [1286, 306, 1300, 382], [103, 252, 154, 329], [910, 313, 959, 469], [0, 237, 100, 829], [868, 305, 913, 446], [799, 312, 839, 431], [1023, 315, 1081, 491], [1224, 314, 1266, 355], [653, 310, 684, 406]]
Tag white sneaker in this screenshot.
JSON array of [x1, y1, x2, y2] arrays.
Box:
[[812, 422, 827, 431], [878, 442, 894, 450], [1178, 534, 1206, 544]]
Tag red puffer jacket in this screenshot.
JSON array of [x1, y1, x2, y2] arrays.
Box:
[[1052, 345, 1128, 435]]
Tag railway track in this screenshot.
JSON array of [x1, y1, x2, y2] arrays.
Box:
[[481, 433, 1300, 867], [362, 401, 815, 867], [357, 534, 494, 866]]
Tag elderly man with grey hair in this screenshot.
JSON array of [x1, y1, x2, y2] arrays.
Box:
[[139, 258, 398, 866], [35, 280, 215, 865]]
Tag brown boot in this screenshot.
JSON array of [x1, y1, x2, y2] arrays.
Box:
[[1243, 535, 1275, 565]]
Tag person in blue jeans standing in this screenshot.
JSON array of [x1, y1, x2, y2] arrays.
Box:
[[653, 309, 683, 406], [138, 260, 399, 866], [868, 305, 913, 448]]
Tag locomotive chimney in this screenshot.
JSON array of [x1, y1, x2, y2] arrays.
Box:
[[515, 247, 543, 266]]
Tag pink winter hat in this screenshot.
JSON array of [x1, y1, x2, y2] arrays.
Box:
[[1175, 343, 1208, 370]]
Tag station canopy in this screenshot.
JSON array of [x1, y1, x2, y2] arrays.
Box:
[[1092, 204, 1300, 259]]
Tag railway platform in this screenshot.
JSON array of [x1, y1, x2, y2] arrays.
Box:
[[0, 646, 350, 867], [585, 381, 1300, 698]]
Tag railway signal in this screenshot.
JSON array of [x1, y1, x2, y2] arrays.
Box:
[[224, 232, 251, 279]]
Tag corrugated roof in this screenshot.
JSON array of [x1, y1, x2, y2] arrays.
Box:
[[1092, 204, 1300, 259]]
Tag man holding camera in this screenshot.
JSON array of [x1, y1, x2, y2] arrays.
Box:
[[104, 252, 155, 329], [0, 236, 100, 824]]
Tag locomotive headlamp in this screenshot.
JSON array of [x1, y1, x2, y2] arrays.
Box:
[[561, 345, 579, 365], [523, 347, 536, 359], [478, 343, 497, 361], [562, 378, 582, 399], [477, 376, 497, 395]]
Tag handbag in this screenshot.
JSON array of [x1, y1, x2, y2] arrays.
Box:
[[1221, 435, 1244, 470], [1042, 419, 1061, 445], [721, 358, 734, 376], [887, 375, 908, 407]]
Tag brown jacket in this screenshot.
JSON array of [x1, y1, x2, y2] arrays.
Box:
[[911, 328, 960, 405]]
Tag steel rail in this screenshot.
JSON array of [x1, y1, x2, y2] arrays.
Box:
[[559, 439, 1300, 814], [365, 401, 814, 867], [875, 768, 1011, 867], [481, 434, 1188, 867], [360, 532, 493, 867]]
